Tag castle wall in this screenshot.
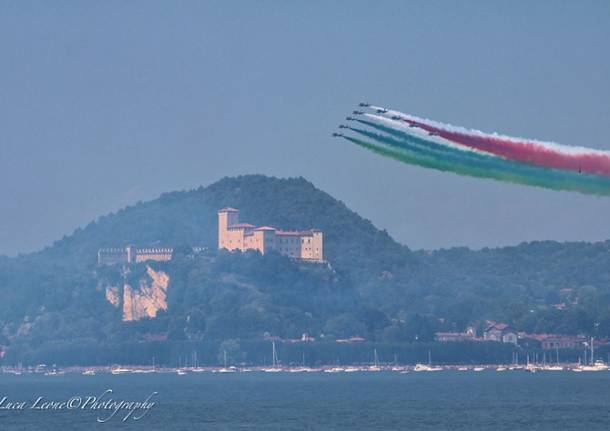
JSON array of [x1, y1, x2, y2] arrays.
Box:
[[260, 229, 276, 254], [98, 248, 128, 265], [248, 230, 265, 253], [301, 231, 323, 261], [135, 248, 173, 263], [221, 227, 248, 251], [277, 234, 302, 258], [98, 247, 180, 265]]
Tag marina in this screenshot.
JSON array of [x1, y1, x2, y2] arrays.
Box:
[[3, 361, 610, 376]]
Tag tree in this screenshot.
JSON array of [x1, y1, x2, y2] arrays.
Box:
[[404, 314, 436, 342], [323, 314, 365, 339], [383, 323, 411, 343], [217, 339, 245, 366], [357, 307, 390, 341]]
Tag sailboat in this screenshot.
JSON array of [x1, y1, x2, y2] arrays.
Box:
[[544, 364, 564, 371], [414, 350, 442, 372], [543, 350, 563, 371], [391, 358, 406, 372], [524, 353, 538, 373], [134, 357, 157, 374], [290, 353, 316, 372], [368, 349, 382, 372], [324, 367, 346, 373], [574, 337, 608, 371], [262, 341, 282, 372], [577, 360, 609, 372], [217, 350, 237, 373]]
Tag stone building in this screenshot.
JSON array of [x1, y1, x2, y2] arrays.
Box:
[[218, 207, 324, 262], [97, 246, 173, 265], [483, 322, 518, 345]]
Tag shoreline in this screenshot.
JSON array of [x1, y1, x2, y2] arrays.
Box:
[[2, 362, 608, 375]]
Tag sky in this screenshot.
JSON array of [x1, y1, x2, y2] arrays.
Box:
[[1, 1, 610, 256]]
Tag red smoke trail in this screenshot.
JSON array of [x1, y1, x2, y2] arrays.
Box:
[[399, 119, 610, 177]]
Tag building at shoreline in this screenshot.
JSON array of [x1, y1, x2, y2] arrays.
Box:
[[483, 322, 518, 345], [218, 207, 324, 262]]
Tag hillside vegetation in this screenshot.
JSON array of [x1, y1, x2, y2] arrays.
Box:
[[1, 175, 610, 365]]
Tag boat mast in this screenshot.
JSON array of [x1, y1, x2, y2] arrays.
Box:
[[556, 346, 559, 365]]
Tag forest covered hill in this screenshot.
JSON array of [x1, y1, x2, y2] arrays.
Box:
[[1, 175, 610, 365]]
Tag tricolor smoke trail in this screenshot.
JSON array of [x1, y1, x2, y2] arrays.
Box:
[[370, 106, 610, 177], [338, 106, 610, 196]]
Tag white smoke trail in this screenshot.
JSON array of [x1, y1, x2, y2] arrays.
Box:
[[362, 113, 496, 157], [369, 106, 610, 157]]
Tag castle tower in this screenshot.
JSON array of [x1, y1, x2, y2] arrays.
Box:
[[218, 207, 239, 249], [126, 245, 137, 264], [311, 230, 324, 262], [216, 207, 323, 262]]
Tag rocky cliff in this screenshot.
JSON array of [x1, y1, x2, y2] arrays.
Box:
[[105, 265, 169, 321]]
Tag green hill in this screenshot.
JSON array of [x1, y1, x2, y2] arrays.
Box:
[[1, 174, 610, 365], [42, 175, 412, 273]]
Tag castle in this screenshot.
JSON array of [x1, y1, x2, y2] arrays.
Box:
[[97, 208, 324, 265], [218, 208, 324, 262]]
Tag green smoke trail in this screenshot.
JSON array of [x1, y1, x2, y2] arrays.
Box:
[[350, 126, 610, 194], [344, 133, 535, 185], [355, 118, 487, 158], [343, 131, 610, 196], [349, 124, 549, 185], [352, 121, 512, 169]]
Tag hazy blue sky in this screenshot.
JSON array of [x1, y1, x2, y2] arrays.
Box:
[[1, 1, 610, 255]]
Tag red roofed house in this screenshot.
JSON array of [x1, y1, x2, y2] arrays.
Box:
[[218, 208, 324, 262], [520, 334, 586, 350], [484, 322, 518, 345]]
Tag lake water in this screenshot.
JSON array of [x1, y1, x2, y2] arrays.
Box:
[[1, 371, 610, 430]]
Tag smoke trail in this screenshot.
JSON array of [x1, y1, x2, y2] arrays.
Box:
[[370, 105, 607, 155], [342, 135, 489, 178], [343, 127, 610, 196], [356, 116, 490, 156], [369, 107, 610, 176]]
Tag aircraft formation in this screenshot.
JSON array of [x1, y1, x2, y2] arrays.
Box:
[[333, 103, 610, 196]]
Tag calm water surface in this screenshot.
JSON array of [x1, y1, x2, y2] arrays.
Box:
[[1, 372, 610, 430]]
